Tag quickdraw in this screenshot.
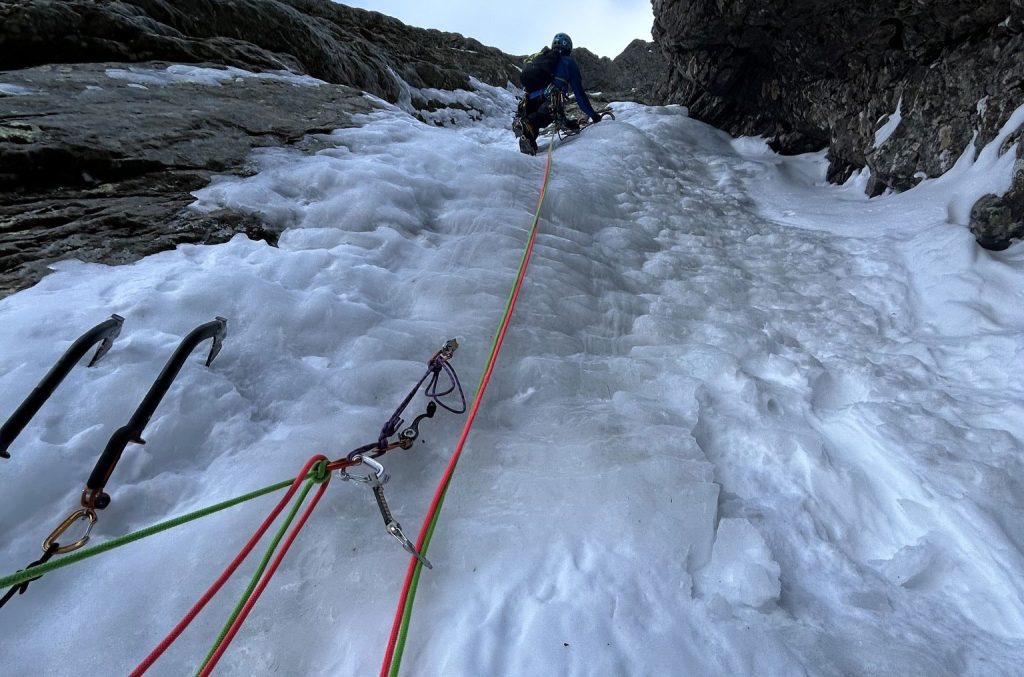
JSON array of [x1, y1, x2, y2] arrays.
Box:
[[341, 455, 433, 569], [338, 338, 465, 565]]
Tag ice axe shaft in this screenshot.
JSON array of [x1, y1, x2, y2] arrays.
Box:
[[1, 314, 124, 460]]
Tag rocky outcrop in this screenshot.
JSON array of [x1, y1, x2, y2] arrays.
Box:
[[653, 0, 1024, 249], [0, 0, 669, 109], [0, 63, 375, 296], [0, 0, 520, 103], [572, 40, 673, 106], [0, 0, 526, 298]]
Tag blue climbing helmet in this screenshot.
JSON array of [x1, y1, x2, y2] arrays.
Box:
[[551, 33, 573, 56]]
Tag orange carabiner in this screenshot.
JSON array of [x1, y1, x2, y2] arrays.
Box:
[[43, 508, 97, 554]]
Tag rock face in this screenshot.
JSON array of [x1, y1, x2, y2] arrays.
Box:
[[0, 63, 376, 296], [571, 40, 674, 106], [0, 0, 520, 103], [653, 0, 1024, 249], [0, 0, 660, 107]]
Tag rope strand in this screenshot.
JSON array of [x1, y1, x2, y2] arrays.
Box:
[[199, 469, 331, 675], [0, 479, 298, 592], [131, 455, 327, 676], [380, 135, 558, 676], [195, 476, 320, 674]]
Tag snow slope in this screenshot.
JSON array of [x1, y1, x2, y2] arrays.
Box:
[[1, 74, 1023, 676]]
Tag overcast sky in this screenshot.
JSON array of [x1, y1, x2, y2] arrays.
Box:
[[339, 0, 655, 58]]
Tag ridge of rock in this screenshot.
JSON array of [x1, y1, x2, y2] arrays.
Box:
[[652, 0, 1024, 248]]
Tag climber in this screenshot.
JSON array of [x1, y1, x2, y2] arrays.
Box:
[[512, 32, 602, 155]]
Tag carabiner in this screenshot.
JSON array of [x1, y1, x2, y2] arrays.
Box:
[[337, 454, 388, 485], [434, 338, 459, 363], [43, 508, 97, 554]]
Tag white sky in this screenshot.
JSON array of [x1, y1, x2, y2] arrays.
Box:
[[3, 67, 1024, 675], [338, 0, 655, 57]]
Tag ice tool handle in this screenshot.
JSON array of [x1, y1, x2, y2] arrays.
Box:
[[83, 317, 228, 509], [0, 314, 125, 460]]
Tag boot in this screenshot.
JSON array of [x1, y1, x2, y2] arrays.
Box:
[[518, 120, 538, 155]]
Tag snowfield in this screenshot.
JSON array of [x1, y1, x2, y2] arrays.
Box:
[[1, 75, 1023, 676]]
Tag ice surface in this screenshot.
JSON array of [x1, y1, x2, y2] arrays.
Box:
[[0, 83, 34, 95], [105, 65, 325, 87], [698, 518, 781, 609], [1, 80, 1023, 677], [873, 96, 903, 148]]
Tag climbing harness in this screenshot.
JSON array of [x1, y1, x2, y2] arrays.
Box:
[[1, 314, 124, 459], [513, 91, 615, 156], [547, 87, 569, 128]]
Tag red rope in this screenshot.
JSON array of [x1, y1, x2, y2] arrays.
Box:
[[198, 478, 331, 675], [379, 141, 556, 676], [131, 455, 327, 676]]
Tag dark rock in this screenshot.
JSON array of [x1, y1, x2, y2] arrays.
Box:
[[572, 40, 673, 106], [0, 0, 521, 103], [653, 0, 1024, 246], [0, 62, 376, 297], [0, 0, 663, 120], [971, 170, 1024, 250]]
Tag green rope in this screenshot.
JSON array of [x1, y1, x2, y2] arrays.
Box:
[[196, 477, 317, 675], [388, 136, 558, 675], [0, 477, 304, 590], [390, 483, 449, 677]]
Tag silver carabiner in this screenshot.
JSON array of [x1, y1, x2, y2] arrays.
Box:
[[337, 454, 388, 485]]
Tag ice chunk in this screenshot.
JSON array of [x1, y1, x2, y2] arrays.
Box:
[[873, 96, 903, 148], [700, 518, 782, 609]]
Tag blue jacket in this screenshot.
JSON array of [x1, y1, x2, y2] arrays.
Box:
[[529, 56, 598, 119]]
